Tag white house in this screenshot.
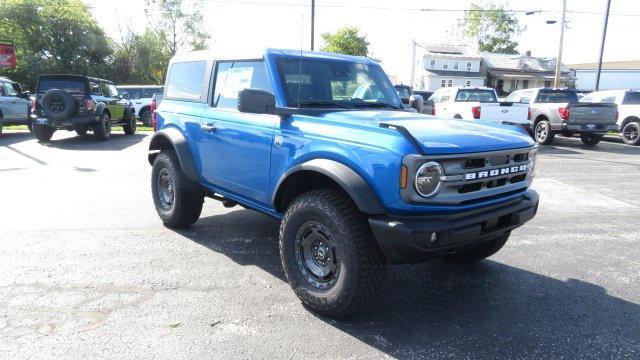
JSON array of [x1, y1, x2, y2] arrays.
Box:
[[571, 60, 640, 91], [415, 45, 485, 91]]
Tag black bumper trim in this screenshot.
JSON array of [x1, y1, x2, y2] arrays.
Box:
[[369, 190, 539, 264]]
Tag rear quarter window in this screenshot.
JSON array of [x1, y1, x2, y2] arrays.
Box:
[[623, 92, 640, 105], [536, 90, 578, 103], [165, 61, 208, 101], [455, 89, 497, 103]]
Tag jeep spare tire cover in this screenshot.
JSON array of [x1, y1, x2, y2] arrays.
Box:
[[41, 89, 77, 121]]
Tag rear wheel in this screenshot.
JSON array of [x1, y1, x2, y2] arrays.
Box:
[[447, 232, 510, 262], [534, 120, 555, 145], [580, 133, 602, 145], [622, 122, 640, 145], [151, 151, 204, 228], [279, 189, 386, 318], [93, 113, 111, 141], [33, 124, 55, 141], [140, 109, 152, 127], [123, 110, 137, 135]]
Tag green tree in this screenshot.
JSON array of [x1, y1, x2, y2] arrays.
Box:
[[0, 0, 113, 89], [320, 27, 370, 57], [110, 29, 172, 85], [461, 4, 523, 54], [144, 0, 210, 55]]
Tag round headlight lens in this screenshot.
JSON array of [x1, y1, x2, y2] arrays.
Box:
[[415, 161, 444, 198]]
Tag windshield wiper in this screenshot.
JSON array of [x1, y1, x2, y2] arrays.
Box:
[[347, 100, 402, 110], [296, 100, 352, 109]]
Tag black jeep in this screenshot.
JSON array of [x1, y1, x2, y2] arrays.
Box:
[[32, 74, 136, 141]]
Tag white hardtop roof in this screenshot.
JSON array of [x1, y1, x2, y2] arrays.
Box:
[[169, 48, 266, 62]]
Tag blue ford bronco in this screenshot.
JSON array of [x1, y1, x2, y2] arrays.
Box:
[[148, 49, 539, 317]]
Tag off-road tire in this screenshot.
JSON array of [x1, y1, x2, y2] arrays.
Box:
[[622, 122, 640, 145], [140, 109, 152, 127], [123, 110, 137, 135], [33, 124, 55, 141], [279, 189, 386, 318], [93, 113, 111, 141], [580, 133, 602, 146], [447, 232, 511, 262], [534, 120, 555, 145], [151, 151, 204, 228], [41, 89, 76, 121]]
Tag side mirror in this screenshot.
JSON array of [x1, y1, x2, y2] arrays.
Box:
[[237, 88, 276, 114], [409, 94, 424, 113], [21, 91, 31, 99]]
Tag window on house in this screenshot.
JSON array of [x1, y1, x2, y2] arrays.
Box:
[[544, 81, 551, 88], [522, 80, 529, 89], [465, 80, 471, 87], [466, 62, 472, 71], [430, 60, 436, 69], [441, 79, 446, 87], [453, 61, 459, 70], [442, 62, 449, 70], [447, 80, 453, 87]]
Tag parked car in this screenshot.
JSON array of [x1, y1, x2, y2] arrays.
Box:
[[430, 87, 531, 131], [116, 85, 164, 126], [506, 88, 618, 145], [0, 76, 32, 134], [579, 89, 640, 145], [32, 74, 137, 141], [148, 49, 539, 317]]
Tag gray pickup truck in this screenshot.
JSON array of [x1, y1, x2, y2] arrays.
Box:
[[506, 88, 617, 145]]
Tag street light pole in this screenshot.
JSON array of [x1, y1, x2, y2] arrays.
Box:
[[595, 0, 612, 91], [310, 0, 315, 51], [554, 0, 566, 87], [410, 40, 417, 88]]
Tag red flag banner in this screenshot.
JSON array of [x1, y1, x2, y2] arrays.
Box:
[[0, 43, 17, 68]]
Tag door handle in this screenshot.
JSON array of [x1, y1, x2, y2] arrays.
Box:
[[201, 123, 217, 133]]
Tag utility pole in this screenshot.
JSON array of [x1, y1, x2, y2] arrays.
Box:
[[595, 0, 612, 90], [310, 0, 315, 51], [410, 40, 417, 88], [554, 0, 566, 88]]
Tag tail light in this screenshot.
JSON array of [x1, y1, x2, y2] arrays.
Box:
[[30, 98, 36, 114], [431, 105, 436, 116], [471, 106, 481, 119], [527, 108, 532, 120], [558, 107, 570, 121], [85, 98, 94, 111], [150, 96, 158, 131]]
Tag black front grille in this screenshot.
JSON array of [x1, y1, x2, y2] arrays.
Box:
[[464, 158, 485, 169]]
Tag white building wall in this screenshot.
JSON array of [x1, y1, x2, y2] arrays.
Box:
[[424, 76, 484, 91], [575, 69, 640, 91], [424, 57, 481, 72]]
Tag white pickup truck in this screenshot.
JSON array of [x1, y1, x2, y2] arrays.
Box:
[[580, 89, 640, 146], [428, 87, 531, 131]]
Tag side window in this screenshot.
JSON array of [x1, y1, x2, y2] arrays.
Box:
[[2, 82, 18, 96], [90, 82, 101, 95], [213, 60, 272, 109], [100, 83, 113, 97], [165, 60, 207, 101], [0, 83, 6, 96]]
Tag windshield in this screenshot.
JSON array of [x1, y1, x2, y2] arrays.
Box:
[[536, 90, 578, 104], [455, 89, 497, 103], [37, 79, 85, 94], [623, 92, 640, 105], [276, 57, 402, 109]]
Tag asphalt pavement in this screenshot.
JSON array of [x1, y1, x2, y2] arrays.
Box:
[[0, 129, 639, 359]]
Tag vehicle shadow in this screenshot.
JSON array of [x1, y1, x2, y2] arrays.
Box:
[[42, 132, 148, 151], [0, 131, 33, 146], [177, 209, 640, 358], [546, 136, 640, 156]]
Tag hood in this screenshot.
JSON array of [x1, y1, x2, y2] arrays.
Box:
[[318, 110, 535, 155]]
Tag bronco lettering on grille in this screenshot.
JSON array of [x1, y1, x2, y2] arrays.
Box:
[[465, 165, 527, 181]]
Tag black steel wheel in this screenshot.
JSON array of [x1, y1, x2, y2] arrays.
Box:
[[280, 189, 386, 318], [622, 122, 640, 145]]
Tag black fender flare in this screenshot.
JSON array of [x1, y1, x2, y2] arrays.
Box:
[[148, 127, 199, 182], [95, 103, 109, 118], [273, 158, 386, 215]]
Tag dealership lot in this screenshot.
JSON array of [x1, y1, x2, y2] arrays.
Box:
[[0, 131, 639, 359]]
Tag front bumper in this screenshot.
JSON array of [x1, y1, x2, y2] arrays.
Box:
[[368, 190, 539, 264]]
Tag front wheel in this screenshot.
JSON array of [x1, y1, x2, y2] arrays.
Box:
[[279, 189, 386, 318], [93, 113, 111, 141], [447, 232, 510, 262], [151, 151, 204, 228], [622, 122, 640, 145], [33, 124, 55, 141], [580, 133, 602, 146], [534, 120, 555, 145]]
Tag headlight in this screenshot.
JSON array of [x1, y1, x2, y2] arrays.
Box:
[[415, 161, 444, 198]]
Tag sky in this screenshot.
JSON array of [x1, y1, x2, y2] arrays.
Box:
[[85, 0, 640, 82]]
